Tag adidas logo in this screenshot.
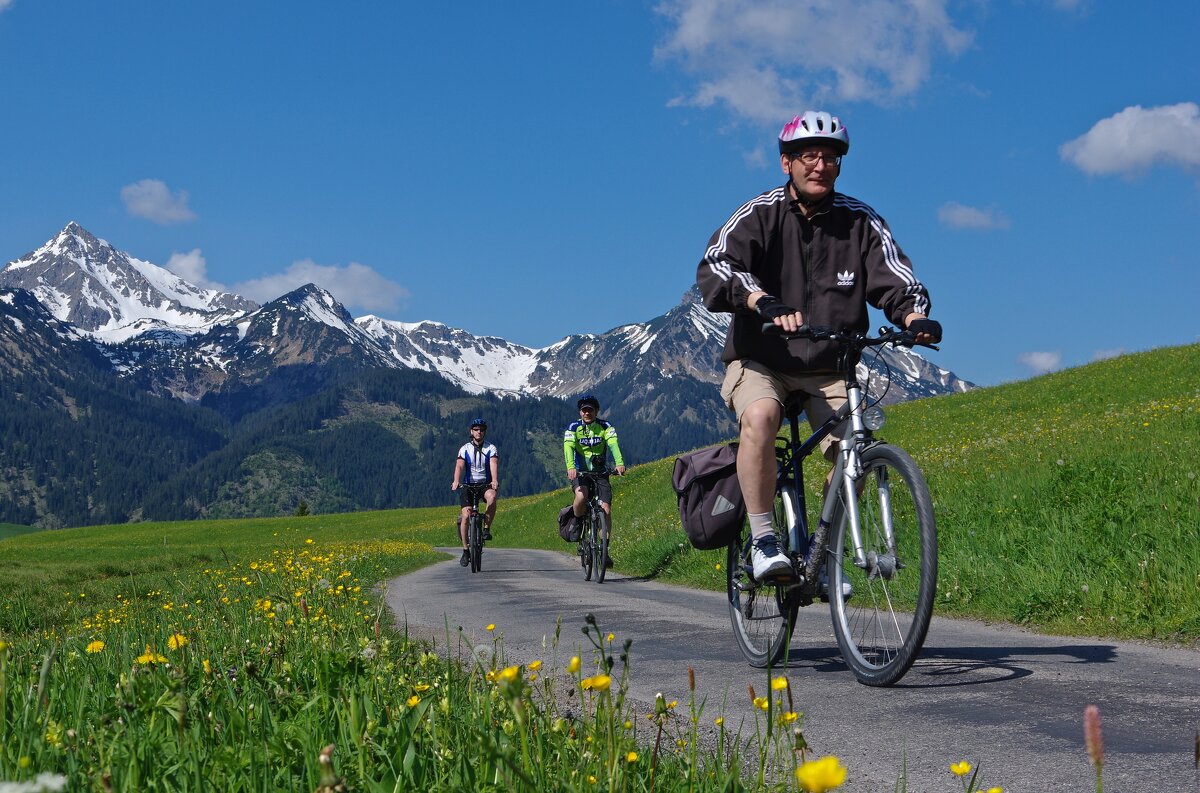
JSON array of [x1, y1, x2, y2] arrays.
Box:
[[837, 270, 855, 287], [710, 495, 737, 517]]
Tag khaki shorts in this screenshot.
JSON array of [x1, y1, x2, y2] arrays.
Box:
[[720, 359, 848, 460]]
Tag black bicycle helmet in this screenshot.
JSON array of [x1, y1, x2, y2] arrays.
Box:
[[469, 417, 487, 429], [576, 394, 600, 411]]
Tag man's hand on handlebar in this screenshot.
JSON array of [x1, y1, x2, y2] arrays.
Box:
[[752, 294, 805, 333], [904, 315, 942, 345]]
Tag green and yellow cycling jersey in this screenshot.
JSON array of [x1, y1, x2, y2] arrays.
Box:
[[563, 418, 625, 474]]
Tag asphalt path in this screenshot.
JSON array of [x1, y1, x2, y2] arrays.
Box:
[[384, 547, 1200, 792]]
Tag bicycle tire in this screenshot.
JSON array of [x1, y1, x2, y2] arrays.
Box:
[[469, 515, 482, 573], [581, 514, 594, 581], [727, 485, 800, 667], [827, 443, 936, 686], [594, 509, 609, 584]]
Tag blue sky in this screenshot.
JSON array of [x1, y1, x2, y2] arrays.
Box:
[[1, 1, 1197, 386]]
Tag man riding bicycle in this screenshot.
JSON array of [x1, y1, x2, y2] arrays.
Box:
[[564, 394, 626, 568], [696, 111, 942, 582], [451, 417, 499, 567]]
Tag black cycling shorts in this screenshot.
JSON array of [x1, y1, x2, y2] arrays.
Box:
[[459, 484, 492, 508], [570, 476, 612, 505]]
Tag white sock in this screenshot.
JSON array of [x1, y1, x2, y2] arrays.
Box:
[[748, 512, 775, 541]]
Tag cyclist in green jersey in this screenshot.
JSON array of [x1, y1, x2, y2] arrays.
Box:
[[564, 394, 627, 567]]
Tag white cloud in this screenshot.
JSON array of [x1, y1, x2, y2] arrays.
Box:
[[937, 202, 1010, 231], [0, 0, 15, 13], [654, 0, 973, 123], [165, 249, 225, 291], [1092, 347, 1124, 361], [234, 259, 409, 315], [1018, 351, 1061, 375], [121, 179, 198, 224], [1059, 103, 1200, 177]]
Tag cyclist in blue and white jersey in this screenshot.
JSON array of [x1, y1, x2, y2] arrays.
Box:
[[451, 417, 499, 567], [564, 395, 627, 567]]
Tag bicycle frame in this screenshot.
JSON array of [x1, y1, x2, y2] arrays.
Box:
[[776, 330, 911, 576]]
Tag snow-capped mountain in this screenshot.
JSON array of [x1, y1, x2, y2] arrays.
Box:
[[1, 222, 971, 413], [0, 222, 258, 342]]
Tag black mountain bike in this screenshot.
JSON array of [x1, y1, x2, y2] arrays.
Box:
[[728, 325, 938, 686], [576, 471, 612, 584], [461, 483, 490, 574]]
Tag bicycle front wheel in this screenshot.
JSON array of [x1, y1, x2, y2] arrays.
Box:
[[828, 443, 936, 686], [727, 528, 797, 667], [580, 516, 594, 581], [594, 510, 609, 584], [469, 516, 483, 573]]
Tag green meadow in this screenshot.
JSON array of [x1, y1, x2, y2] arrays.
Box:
[[0, 344, 1196, 791]]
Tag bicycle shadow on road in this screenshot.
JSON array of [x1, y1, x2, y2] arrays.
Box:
[[773, 642, 1119, 688]]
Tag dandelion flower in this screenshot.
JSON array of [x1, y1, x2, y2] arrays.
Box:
[[795, 755, 848, 792], [567, 656, 581, 674], [486, 623, 495, 632], [606, 632, 615, 642], [626, 751, 638, 763], [950, 761, 972, 776], [167, 633, 188, 650], [414, 683, 431, 692], [305, 538, 314, 544], [406, 695, 420, 707], [986, 788, 1004, 793], [528, 660, 542, 671], [135, 646, 168, 665], [498, 665, 520, 683], [581, 673, 612, 692], [780, 711, 799, 723], [715, 717, 724, 727], [86, 640, 105, 654], [771, 675, 789, 691], [753, 696, 769, 711]]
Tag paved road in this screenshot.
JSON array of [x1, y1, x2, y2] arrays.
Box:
[[384, 548, 1200, 792]]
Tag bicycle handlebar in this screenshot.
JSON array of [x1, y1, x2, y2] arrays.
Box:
[[761, 323, 939, 352]]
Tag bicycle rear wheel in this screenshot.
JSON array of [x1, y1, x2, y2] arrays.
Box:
[[727, 522, 798, 667], [580, 516, 594, 581], [828, 443, 936, 686], [594, 509, 609, 584]]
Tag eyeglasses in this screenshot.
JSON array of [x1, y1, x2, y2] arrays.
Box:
[[791, 151, 842, 169], [471, 426, 486, 431]]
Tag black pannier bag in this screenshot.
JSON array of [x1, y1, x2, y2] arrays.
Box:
[[557, 506, 581, 542], [672, 443, 745, 550]]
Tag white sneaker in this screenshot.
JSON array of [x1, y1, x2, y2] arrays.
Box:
[[750, 535, 792, 580], [818, 568, 853, 600]]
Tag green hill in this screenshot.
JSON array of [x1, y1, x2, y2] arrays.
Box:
[[2, 343, 1196, 643]]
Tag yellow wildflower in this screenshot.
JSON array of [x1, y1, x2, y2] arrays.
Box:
[[86, 640, 105, 654], [167, 633, 188, 650], [780, 711, 799, 723], [606, 632, 615, 642], [581, 674, 612, 692], [795, 756, 848, 792], [528, 660, 542, 671], [406, 695, 420, 707], [950, 761, 972, 777], [135, 645, 167, 665], [414, 683, 431, 692], [753, 696, 769, 711], [567, 656, 581, 673], [498, 665, 520, 683], [715, 717, 724, 727], [771, 675, 789, 691], [202, 659, 213, 675], [626, 751, 639, 763], [486, 623, 495, 632]]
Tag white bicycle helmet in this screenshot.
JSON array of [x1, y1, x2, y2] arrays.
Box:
[[778, 111, 850, 156]]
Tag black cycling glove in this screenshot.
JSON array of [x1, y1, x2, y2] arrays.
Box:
[[754, 295, 800, 322], [907, 318, 943, 343]]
